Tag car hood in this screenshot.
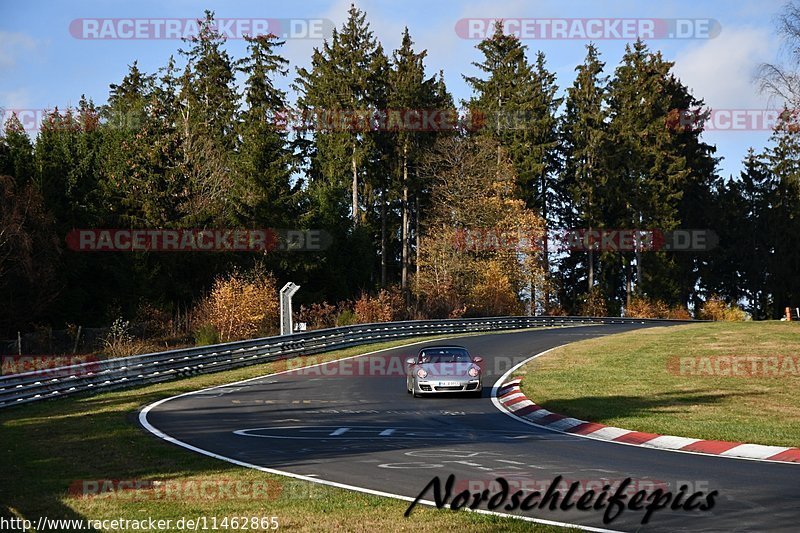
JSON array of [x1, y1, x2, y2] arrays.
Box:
[[417, 362, 478, 377]]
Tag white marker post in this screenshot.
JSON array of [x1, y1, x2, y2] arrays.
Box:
[[280, 282, 300, 335]]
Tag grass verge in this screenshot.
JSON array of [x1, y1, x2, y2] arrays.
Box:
[[519, 322, 800, 447], [1, 333, 570, 532]]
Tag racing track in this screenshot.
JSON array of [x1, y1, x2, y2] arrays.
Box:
[[141, 324, 799, 532]]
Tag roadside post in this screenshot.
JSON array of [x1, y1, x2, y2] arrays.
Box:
[[280, 282, 301, 335]]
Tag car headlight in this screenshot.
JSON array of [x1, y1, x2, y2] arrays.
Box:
[[468, 366, 479, 378], [417, 368, 428, 379]]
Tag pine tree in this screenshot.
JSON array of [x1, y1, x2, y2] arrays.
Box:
[[0, 114, 35, 185], [100, 59, 189, 229], [702, 148, 781, 319], [558, 44, 609, 308], [764, 111, 800, 316], [294, 4, 388, 228], [292, 5, 390, 298], [236, 33, 296, 228], [667, 78, 719, 311], [388, 28, 446, 292], [606, 40, 699, 309], [178, 10, 240, 226], [734, 150, 772, 316]]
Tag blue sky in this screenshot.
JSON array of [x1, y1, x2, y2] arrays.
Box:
[[0, 0, 790, 178]]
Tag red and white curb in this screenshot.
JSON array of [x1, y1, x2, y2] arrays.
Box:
[[495, 377, 800, 464]]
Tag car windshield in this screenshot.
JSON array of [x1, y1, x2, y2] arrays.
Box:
[[419, 349, 471, 364]]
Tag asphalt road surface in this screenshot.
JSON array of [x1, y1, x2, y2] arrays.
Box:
[[141, 324, 799, 532]]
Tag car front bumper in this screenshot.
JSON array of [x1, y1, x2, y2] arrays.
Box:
[[413, 378, 482, 394]]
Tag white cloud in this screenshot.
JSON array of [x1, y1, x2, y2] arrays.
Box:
[[0, 88, 32, 109], [0, 31, 38, 69], [672, 26, 776, 109]]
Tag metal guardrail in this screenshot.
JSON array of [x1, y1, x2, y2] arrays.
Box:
[[0, 316, 690, 409]]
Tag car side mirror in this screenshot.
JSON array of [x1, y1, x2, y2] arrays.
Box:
[[472, 356, 483, 363], [406, 358, 416, 365]]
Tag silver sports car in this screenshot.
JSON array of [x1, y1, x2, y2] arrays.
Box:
[[406, 345, 483, 397]]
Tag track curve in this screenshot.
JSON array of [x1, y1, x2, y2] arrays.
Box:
[[141, 324, 799, 532]]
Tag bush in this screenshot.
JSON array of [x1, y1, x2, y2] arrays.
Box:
[[626, 297, 664, 318], [193, 324, 220, 346], [354, 288, 406, 323], [666, 306, 693, 320], [698, 295, 747, 321], [626, 297, 663, 318], [626, 296, 692, 319], [103, 317, 140, 357], [448, 304, 468, 319], [336, 308, 358, 326], [135, 302, 178, 339], [544, 304, 568, 317], [296, 302, 339, 330], [192, 267, 279, 343], [578, 287, 608, 317]]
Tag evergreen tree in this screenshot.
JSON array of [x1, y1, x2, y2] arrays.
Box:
[[236, 33, 296, 228], [178, 10, 240, 226], [763, 112, 800, 316], [99, 62, 156, 226], [558, 44, 609, 310], [388, 28, 447, 292], [0, 114, 35, 185], [0, 116, 59, 332], [294, 4, 388, 228], [293, 4, 389, 298], [606, 40, 706, 310], [733, 150, 773, 317]]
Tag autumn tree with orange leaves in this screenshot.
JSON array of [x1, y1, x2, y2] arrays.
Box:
[[413, 136, 546, 318]]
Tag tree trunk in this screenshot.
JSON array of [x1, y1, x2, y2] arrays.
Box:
[[541, 171, 549, 310], [588, 225, 594, 290], [380, 184, 387, 287], [635, 224, 643, 296], [635, 251, 642, 296], [626, 256, 632, 310], [401, 143, 409, 292], [351, 148, 358, 225], [415, 196, 421, 294]]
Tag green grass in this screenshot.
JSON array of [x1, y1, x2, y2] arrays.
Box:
[[1, 333, 571, 533], [519, 322, 800, 447]]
